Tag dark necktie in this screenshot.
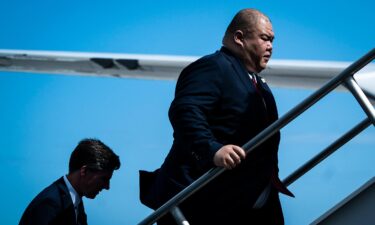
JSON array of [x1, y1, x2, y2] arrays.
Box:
[[251, 74, 261, 94], [251, 74, 269, 123], [76, 201, 87, 225]]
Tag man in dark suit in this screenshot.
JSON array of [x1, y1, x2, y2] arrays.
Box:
[[140, 8, 293, 225], [19, 138, 121, 225]]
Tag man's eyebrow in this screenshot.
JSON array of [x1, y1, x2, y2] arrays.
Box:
[[261, 33, 274, 40]]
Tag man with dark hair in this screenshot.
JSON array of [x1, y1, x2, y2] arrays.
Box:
[[140, 8, 293, 225], [19, 138, 121, 225]]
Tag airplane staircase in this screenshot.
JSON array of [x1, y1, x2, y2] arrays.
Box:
[[311, 176, 375, 225], [138, 48, 375, 225]]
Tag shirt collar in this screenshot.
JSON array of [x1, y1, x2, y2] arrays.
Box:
[[248, 72, 257, 83], [63, 175, 81, 208]]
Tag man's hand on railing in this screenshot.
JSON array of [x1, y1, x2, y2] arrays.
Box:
[[213, 145, 246, 169]]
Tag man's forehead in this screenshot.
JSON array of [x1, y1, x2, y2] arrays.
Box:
[[255, 17, 274, 35]]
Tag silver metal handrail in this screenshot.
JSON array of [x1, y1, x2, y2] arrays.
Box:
[[138, 48, 375, 225], [283, 117, 372, 187]]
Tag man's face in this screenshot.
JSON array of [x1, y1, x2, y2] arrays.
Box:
[[242, 17, 274, 73], [81, 169, 113, 199]]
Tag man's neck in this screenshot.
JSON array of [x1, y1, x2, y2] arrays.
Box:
[[222, 44, 259, 73], [66, 172, 83, 197]]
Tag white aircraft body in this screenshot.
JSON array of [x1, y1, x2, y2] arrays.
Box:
[[0, 49, 374, 100]]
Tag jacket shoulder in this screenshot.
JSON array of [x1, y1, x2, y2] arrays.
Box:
[[195, 50, 232, 67], [19, 178, 71, 225], [179, 50, 233, 79]]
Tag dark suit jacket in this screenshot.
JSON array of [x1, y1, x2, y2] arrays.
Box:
[[19, 177, 87, 225], [140, 47, 289, 222]]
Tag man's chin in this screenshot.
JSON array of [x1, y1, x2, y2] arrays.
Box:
[[259, 62, 268, 71], [256, 65, 266, 73], [85, 192, 99, 199]]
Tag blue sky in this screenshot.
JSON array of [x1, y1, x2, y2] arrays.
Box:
[[0, 1, 374, 224]]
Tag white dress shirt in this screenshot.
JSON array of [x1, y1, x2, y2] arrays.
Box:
[[63, 175, 82, 222]]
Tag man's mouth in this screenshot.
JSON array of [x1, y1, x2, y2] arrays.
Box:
[[263, 54, 272, 62]]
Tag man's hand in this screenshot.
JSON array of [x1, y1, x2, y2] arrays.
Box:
[[213, 145, 246, 169]]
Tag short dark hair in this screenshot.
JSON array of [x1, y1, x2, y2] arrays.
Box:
[[69, 138, 121, 173]]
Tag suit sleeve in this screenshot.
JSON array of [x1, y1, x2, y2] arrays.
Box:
[[19, 199, 59, 225], [169, 59, 223, 169]]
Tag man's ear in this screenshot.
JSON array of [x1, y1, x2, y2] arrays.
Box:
[[80, 165, 88, 177], [234, 30, 245, 47]]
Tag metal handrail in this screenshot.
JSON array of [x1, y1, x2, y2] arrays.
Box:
[[283, 117, 372, 187], [138, 48, 375, 225], [345, 77, 375, 124]]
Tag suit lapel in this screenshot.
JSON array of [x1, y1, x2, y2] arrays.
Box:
[[220, 47, 253, 93], [256, 75, 279, 121], [220, 47, 278, 122]]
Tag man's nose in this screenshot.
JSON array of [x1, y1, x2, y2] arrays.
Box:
[[267, 41, 273, 50]]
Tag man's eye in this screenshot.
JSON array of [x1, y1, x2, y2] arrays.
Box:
[[261, 36, 274, 43]]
